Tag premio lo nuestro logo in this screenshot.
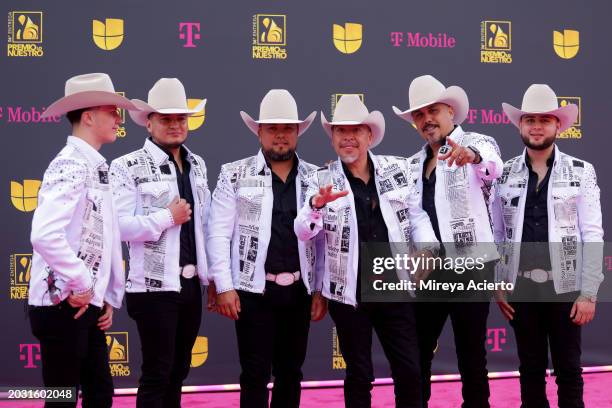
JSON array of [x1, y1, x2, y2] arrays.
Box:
[[330, 93, 364, 117], [106, 332, 131, 377], [480, 20, 512, 64], [10, 253, 32, 300], [252, 14, 287, 60], [557, 96, 582, 139], [7, 11, 44, 57]]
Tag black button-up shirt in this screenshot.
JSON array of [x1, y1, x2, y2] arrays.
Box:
[[264, 158, 301, 274], [519, 150, 555, 271], [153, 140, 197, 267], [343, 157, 390, 301], [343, 157, 389, 245], [422, 145, 442, 243]]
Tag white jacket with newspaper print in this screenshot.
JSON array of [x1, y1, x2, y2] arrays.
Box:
[[492, 145, 604, 297], [407, 126, 502, 262], [294, 152, 439, 306], [207, 150, 324, 295], [109, 138, 211, 292]]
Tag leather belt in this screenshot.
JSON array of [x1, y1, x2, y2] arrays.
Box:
[[180, 264, 196, 279], [265, 271, 300, 286], [518, 268, 552, 283]]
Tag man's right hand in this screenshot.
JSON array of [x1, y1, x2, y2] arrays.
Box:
[[311, 185, 349, 209], [494, 289, 515, 321], [217, 289, 241, 320], [167, 196, 192, 225], [68, 291, 93, 319]]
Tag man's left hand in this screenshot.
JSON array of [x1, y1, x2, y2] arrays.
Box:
[[311, 292, 328, 321], [207, 281, 218, 312], [570, 297, 596, 325], [97, 302, 114, 330]]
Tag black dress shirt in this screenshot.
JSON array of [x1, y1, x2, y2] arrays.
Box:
[[422, 144, 442, 243], [264, 158, 301, 274], [519, 150, 555, 271], [343, 157, 390, 301], [153, 140, 197, 267]]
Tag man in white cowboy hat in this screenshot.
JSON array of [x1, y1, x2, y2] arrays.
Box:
[[29, 72, 136, 407], [207, 89, 324, 407], [493, 84, 603, 408], [109, 78, 211, 408], [393, 74, 503, 408], [295, 95, 439, 408]]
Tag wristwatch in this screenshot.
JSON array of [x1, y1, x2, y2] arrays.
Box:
[[309, 195, 325, 210], [466, 145, 482, 164], [579, 294, 597, 303]]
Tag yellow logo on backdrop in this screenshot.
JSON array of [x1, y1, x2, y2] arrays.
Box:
[[14, 13, 42, 41], [554, 29, 579, 59], [331, 93, 364, 116], [10, 253, 32, 300], [257, 15, 285, 45], [187, 99, 206, 131], [7, 11, 44, 57], [106, 332, 131, 376], [190, 336, 209, 367], [332, 327, 346, 370], [333, 23, 363, 54], [116, 92, 127, 138], [93, 18, 124, 51], [11, 179, 41, 212], [557, 96, 582, 139], [252, 14, 287, 59], [480, 20, 512, 63]]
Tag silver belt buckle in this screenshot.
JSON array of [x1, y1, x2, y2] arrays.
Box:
[[529, 268, 549, 283], [181, 264, 196, 279], [274, 272, 297, 286]]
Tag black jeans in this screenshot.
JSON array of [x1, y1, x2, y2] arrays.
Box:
[[416, 264, 493, 408], [126, 276, 202, 408], [328, 300, 421, 408], [235, 280, 312, 408], [29, 301, 113, 408], [509, 277, 583, 408], [416, 300, 490, 408]]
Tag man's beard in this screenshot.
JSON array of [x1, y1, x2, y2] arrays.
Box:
[[263, 147, 295, 162], [521, 132, 556, 151], [339, 152, 359, 164]]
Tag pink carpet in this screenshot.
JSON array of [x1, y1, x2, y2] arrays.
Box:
[[2, 373, 611, 407]]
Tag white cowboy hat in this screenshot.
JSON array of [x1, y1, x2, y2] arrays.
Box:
[[321, 94, 385, 148], [502, 84, 578, 132], [240, 89, 316, 137], [41, 73, 137, 119], [392, 74, 469, 125], [129, 78, 207, 126]]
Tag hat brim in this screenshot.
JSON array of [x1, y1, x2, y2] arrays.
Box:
[[128, 98, 207, 127], [321, 110, 386, 149], [392, 85, 469, 125], [41, 91, 138, 119], [502, 102, 578, 133], [240, 111, 317, 137]]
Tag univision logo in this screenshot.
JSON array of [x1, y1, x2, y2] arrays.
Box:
[[93, 18, 124, 50], [333, 23, 362, 54], [553, 29, 579, 59], [191, 336, 208, 367], [11, 179, 41, 212], [187, 99, 206, 131]]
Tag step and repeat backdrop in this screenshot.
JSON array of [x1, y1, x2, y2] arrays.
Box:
[[2, 0, 611, 389]]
